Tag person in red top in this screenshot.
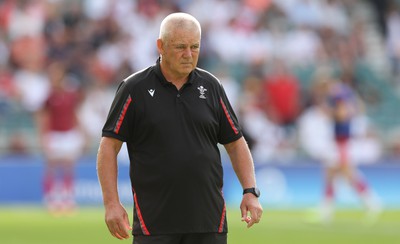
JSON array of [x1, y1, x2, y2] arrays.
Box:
[[261, 60, 300, 138], [261, 59, 300, 130], [37, 61, 84, 215], [260, 59, 300, 154]]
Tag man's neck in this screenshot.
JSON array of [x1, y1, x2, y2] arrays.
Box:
[[160, 65, 189, 90]]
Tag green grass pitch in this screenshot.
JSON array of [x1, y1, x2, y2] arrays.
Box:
[[0, 206, 399, 244]]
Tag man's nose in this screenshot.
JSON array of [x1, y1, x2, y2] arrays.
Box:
[[183, 47, 192, 57]]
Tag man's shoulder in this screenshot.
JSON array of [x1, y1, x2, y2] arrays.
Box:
[[194, 67, 221, 86], [123, 66, 155, 87]]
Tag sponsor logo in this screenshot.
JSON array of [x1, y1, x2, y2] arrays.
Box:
[[148, 89, 155, 97]]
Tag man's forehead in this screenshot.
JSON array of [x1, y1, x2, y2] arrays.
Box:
[[170, 40, 200, 45], [168, 34, 201, 45]]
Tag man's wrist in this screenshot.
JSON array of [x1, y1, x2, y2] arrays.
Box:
[[243, 187, 260, 198]]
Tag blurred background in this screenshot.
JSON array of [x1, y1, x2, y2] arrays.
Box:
[[0, 0, 400, 211]]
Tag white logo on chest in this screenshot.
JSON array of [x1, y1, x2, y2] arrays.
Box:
[[148, 89, 155, 97], [198, 86, 207, 99]]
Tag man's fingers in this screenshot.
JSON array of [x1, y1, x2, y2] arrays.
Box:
[[241, 209, 262, 228], [116, 222, 131, 239], [108, 225, 123, 240], [247, 220, 255, 228], [114, 232, 124, 240], [123, 215, 133, 230], [241, 208, 247, 221], [107, 221, 131, 240], [251, 211, 262, 223], [108, 225, 125, 240]]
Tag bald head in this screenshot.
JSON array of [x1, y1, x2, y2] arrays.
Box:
[[159, 13, 201, 42], [156, 13, 202, 83]]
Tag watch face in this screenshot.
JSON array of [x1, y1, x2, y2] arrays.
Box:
[[254, 188, 260, 197]]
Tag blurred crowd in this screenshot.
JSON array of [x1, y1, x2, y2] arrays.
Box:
[[0, 0, 400, 164]]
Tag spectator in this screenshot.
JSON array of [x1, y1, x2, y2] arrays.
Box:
[[384, 1, 400, 82], [239, 75, 285, 163], [37, 61, 84, 215], [260, 59, 301, 137]]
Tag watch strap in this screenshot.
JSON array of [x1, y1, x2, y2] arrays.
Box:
[[243, 187, 260, 197]]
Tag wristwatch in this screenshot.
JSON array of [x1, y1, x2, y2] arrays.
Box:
[[243, 187, 261, 198]]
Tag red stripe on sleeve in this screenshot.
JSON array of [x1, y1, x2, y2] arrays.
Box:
[[133, 192, 150, 235], [114, 95, 132, 134], [220, 98, 239, 134]]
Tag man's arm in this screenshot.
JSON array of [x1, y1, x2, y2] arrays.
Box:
[[224, 136, 263, 228], [97, 137, 132, 239]]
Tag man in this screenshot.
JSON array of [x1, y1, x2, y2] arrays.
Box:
[[97, 12, 263, 244]]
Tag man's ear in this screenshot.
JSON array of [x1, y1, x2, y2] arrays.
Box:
[[156, 39, 163, 55]]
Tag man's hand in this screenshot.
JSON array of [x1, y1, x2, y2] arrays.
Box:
[[104, 203, 132, 240], [240, 194, 263, 228]]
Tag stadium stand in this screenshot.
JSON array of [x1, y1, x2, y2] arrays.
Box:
[[0, 0, 399, 160]]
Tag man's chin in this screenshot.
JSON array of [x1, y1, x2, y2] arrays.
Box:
[[180, 66, 194, 74]]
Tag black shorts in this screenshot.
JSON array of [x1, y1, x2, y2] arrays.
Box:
[[133, 233, 227, 244]]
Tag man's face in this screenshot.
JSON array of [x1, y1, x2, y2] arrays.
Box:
[[159, 28, 201, 78]]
